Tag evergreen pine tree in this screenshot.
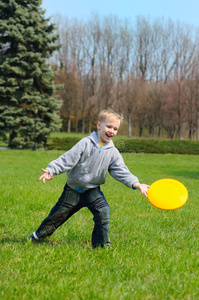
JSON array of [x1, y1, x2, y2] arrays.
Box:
[[0, 0, 62, 148]]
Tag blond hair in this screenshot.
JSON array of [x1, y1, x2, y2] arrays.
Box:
[[98, 109, 124, 123]]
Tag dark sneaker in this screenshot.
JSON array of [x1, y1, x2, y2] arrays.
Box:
[[27, 233, 37, 242]]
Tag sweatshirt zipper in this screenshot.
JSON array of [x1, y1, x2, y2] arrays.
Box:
[[96, 146, 102, 160]]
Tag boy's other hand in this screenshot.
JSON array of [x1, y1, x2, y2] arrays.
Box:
[[39, 168, 53, 184], [133, 183, 150, 198]]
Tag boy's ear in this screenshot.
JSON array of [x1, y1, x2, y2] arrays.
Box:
[[97, 121, 100, 130]]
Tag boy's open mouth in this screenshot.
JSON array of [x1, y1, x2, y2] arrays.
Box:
[[106, 133, 113, 138]]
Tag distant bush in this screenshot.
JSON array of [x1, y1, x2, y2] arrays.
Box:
[[115, 138, 199, 154], [47, 136, 199, 154], [47, 137, 81, 150]]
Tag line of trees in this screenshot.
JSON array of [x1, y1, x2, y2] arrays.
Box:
[[52, 14, 199, 140], [1, 4, 199, 147]]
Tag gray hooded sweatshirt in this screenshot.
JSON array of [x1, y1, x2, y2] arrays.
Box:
[[46, 132, 139, 192]]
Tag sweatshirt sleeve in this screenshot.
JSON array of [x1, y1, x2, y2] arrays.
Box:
[[108, 148, 139, 189], [46, 138, 87, 177]]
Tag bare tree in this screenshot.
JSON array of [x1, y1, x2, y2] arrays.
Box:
[[97, 16, 120, 108], [145, 83, 164, 137], [81, 14, 102, 129], [133, 79, 148, 137], [56, 68, 77, 132], [121, 75, 140, 137], [51, 14, 199, 138], [133, 17, 153, 80], [171, 23, 196, 139], [51, 14, 70, 69], [186, 55, 199, 140]]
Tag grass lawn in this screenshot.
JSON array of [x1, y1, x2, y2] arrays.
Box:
[[0, 149, 198, 299]]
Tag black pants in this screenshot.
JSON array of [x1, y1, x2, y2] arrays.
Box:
[[36, 184, 111, 248]]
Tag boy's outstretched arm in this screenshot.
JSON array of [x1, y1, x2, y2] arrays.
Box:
[[39, 168, 53, 184], [133, 183, 150, 198]]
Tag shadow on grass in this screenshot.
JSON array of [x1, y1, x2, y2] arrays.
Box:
[[0, 235, 92, 248], [0, 236, 52, 245]]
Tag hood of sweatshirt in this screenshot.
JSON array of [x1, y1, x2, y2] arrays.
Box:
[[88, 131, 115, 149]]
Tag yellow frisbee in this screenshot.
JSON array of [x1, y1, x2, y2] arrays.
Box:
[[147, 179, 188, 210]]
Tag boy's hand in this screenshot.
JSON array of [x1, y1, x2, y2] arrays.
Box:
[[133, 183, 150, 198], [39, 168, 53, 184]]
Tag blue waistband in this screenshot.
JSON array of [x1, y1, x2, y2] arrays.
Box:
[[74, 187, 85, 193]]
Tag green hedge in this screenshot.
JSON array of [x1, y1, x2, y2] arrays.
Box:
[[47, 136, 199, 154], [47, 137, 81, 150], [115, 138, 199, 154]]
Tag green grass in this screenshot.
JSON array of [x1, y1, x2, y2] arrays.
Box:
[[0, 150, 198, 299]]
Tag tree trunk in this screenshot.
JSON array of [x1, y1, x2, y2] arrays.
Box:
[[188, 126, 192, 140], [128, 115, 132, 137], [9, 130, 17, 147], [139, 126, 143, 137], [75, 113, 78, 132], [196, 110, 199, 140], [158, 126, 161, 138], [82, 100, 85, 134], [82, 114, 85, 134], [178, 125, 181, 140], [67, 115, 71, 133]]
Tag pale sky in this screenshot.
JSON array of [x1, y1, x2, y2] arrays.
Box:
[[41, 0, 199, 28]]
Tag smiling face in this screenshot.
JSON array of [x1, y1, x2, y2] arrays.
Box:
[[97, 117, 121, 144]]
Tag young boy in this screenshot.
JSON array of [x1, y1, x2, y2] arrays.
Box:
[[28, 109, 149, 248]]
